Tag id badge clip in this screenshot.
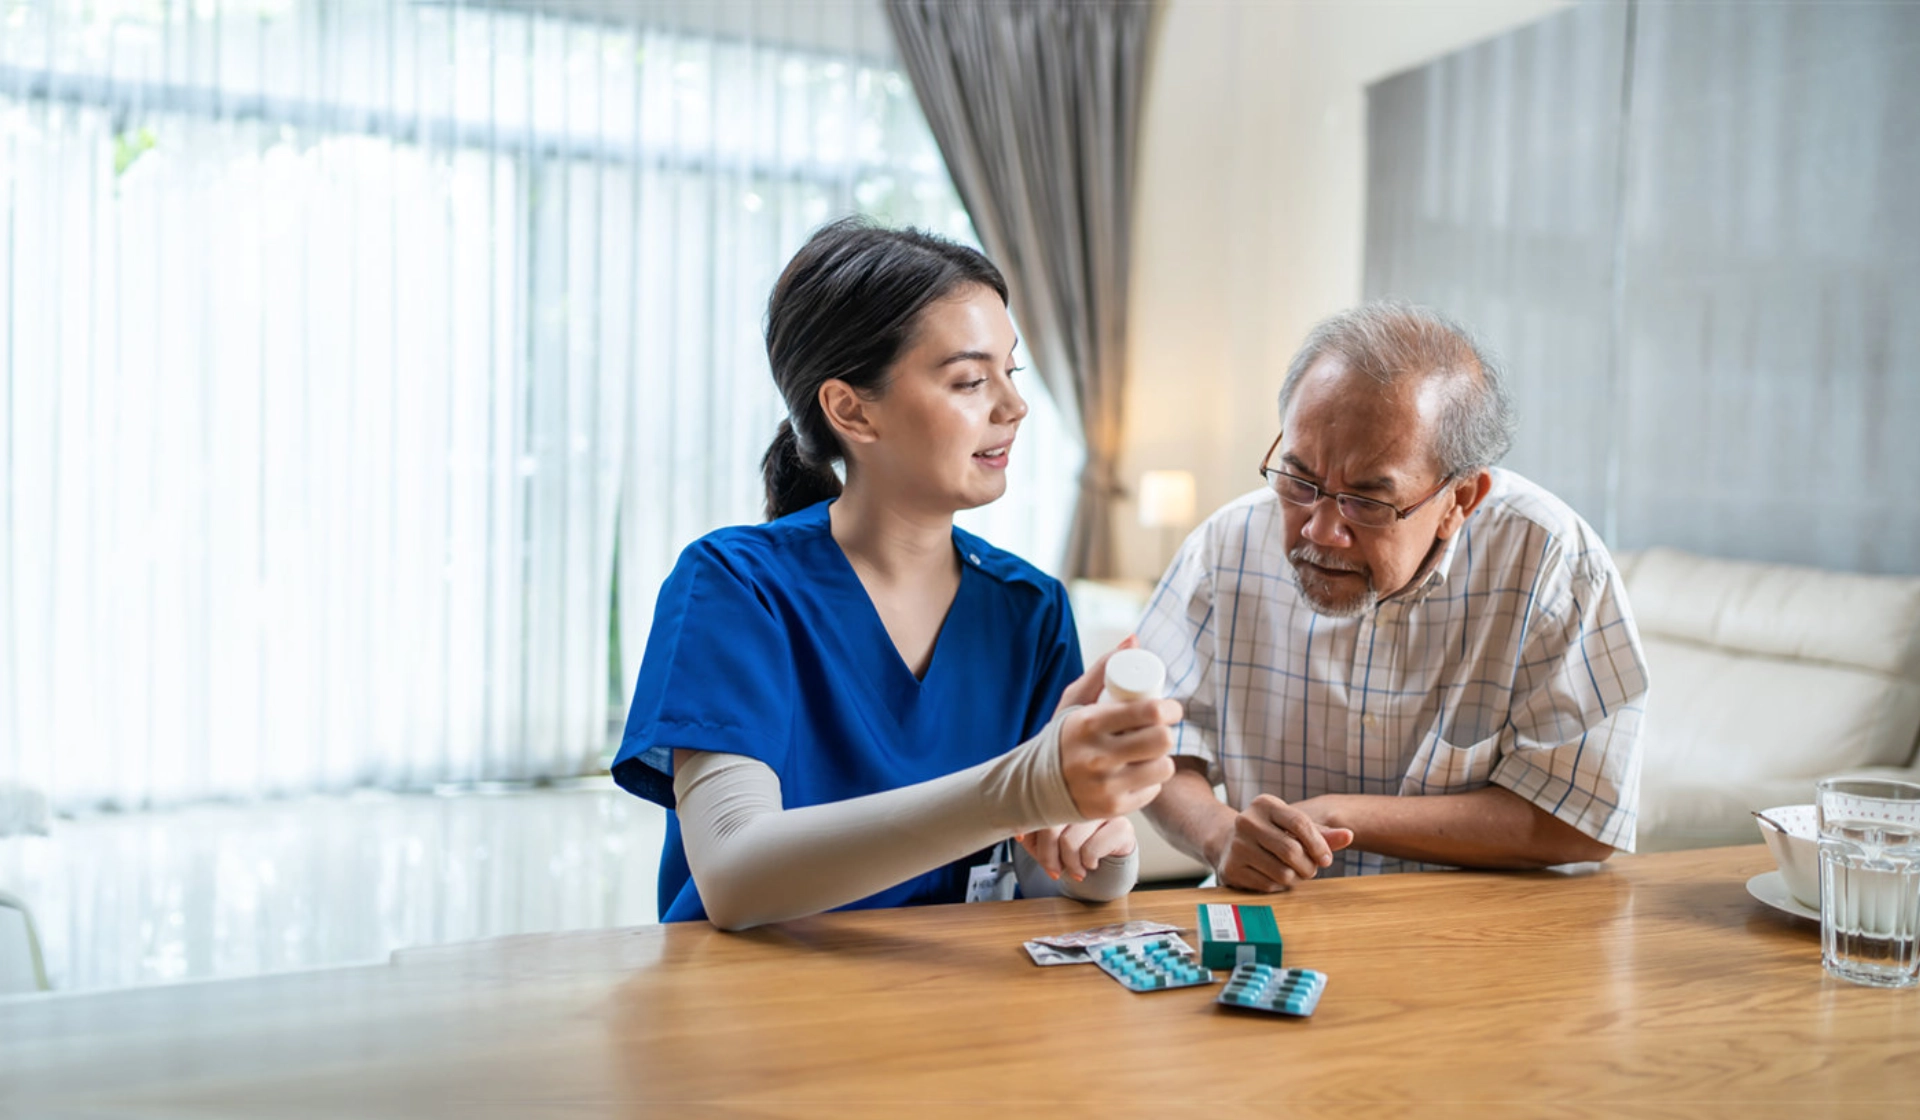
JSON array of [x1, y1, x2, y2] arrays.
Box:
[[965, 839, 1018, 903]]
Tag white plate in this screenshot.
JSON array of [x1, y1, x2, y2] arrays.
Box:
[[1746, 870, 1820, 922]]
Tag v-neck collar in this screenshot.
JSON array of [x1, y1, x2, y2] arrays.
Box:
[[814, 504, 972, 709]]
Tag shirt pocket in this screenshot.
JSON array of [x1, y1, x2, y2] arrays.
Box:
[[1397, 728, 1503, 795]]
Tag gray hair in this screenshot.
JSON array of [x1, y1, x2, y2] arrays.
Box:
[[1277, 302, 1516, 476]]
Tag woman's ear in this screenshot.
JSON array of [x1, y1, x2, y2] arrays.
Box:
[[819, 379, 879, 445]]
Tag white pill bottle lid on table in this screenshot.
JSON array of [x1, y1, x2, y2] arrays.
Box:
[[1099, 648, 1167, 703]]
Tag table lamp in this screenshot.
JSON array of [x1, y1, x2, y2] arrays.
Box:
[[1136, 469, 1196, 571]]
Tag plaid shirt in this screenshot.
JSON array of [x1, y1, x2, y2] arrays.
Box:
[[1136, 468, 1648, 875]]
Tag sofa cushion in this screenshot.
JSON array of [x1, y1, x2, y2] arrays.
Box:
[[1637, 636, 1920, 785], [1635, 776, 1826, 853], [1620, 548, 1920, 848], [1621, 547, 1920, 678]]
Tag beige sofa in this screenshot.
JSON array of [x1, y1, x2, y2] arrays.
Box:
[[1618, 548, 1920, 850], [1071, 547, 1920, 878]]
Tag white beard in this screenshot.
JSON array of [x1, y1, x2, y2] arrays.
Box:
[[1288, 545, 1377, 618]]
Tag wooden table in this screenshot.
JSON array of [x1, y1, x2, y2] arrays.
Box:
[[2, 846, 1914, 1117]]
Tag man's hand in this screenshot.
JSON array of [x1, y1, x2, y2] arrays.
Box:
[[1207, 794, 1355, 893], [1015, 817, 1138, 882], [1055, 697, 1182, 819]]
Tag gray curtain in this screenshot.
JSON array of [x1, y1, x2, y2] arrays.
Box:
[[884, 0, 1153, 579]]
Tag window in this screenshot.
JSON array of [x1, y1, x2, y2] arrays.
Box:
[[0, 0, 1082, 810]]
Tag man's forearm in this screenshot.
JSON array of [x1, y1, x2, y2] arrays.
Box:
[[1142, 763, 1235, 870], [1301, 785, 1613, 868]]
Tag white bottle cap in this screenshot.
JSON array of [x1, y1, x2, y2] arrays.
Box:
[[1101, 648, 1166, 702]]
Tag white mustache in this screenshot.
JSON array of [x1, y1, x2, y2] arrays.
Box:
[[1289, 544, 1363, 574]]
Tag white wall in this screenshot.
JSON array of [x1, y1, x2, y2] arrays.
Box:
[[1117, 0, 1567, 581]]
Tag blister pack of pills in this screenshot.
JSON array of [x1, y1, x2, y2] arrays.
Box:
[[1216, 963, 1328, 1017], [1022, 919, 1184, 966], [1091, 935, 1214, 992], [1030, 919, 1182, 950]]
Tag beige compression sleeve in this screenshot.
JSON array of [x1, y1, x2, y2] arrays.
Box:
[[1012, 840, 1139, 903], [672, 708, 1137, 930]]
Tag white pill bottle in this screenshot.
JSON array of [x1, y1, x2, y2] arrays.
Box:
[[1099, 648, 1167, 703]]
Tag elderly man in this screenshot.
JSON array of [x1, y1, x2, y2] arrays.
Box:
[[1139, 303, 1648, 892]]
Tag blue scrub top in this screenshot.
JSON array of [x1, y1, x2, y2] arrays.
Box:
[[612, 499, 1084, 924]]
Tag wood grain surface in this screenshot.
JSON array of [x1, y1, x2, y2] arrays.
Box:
[[2, 845, 1913, 1118]]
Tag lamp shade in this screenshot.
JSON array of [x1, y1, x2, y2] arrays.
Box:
[[1136, 470, 1196, 529]]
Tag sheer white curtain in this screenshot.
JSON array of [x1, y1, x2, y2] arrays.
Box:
[[0, 0, 1081, 813]]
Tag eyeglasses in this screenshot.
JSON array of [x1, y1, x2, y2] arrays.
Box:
[[1257, 431, 1454, 529]]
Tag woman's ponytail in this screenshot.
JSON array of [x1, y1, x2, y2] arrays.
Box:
[[761, 418, 842, 521]]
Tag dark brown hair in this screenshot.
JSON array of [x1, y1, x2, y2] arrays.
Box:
[[760, 218, 1009, 520]]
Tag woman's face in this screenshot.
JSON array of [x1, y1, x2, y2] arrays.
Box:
[[841, 283, 1027, 513]]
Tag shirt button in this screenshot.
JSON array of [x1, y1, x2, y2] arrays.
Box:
[[1362, 713, 1379, 730], [968, 553, 981, 565]]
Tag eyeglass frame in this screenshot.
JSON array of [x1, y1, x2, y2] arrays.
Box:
[[1257, 431, 1456, 528]]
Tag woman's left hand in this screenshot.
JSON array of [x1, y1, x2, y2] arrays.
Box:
[[1015, 817, 1138, 882]]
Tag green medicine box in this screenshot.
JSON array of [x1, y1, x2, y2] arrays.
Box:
[[1198, 903, 1284, 970]]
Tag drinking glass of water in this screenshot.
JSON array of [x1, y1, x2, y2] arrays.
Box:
[[1816, 777, 1920, 988]]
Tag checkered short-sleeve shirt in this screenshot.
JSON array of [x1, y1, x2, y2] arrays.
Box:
[[1135, 468, 1649, 875]]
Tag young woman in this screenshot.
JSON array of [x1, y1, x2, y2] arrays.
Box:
[[612, 219, 1179, 929]]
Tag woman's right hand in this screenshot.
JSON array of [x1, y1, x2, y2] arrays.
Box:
[[1056, 697, 1181, 819]]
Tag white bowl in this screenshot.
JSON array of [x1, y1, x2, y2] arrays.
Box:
[[1755, 804, 1819, 909]]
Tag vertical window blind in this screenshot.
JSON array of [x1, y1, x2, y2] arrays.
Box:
[[0, 0, 1083, 812]]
